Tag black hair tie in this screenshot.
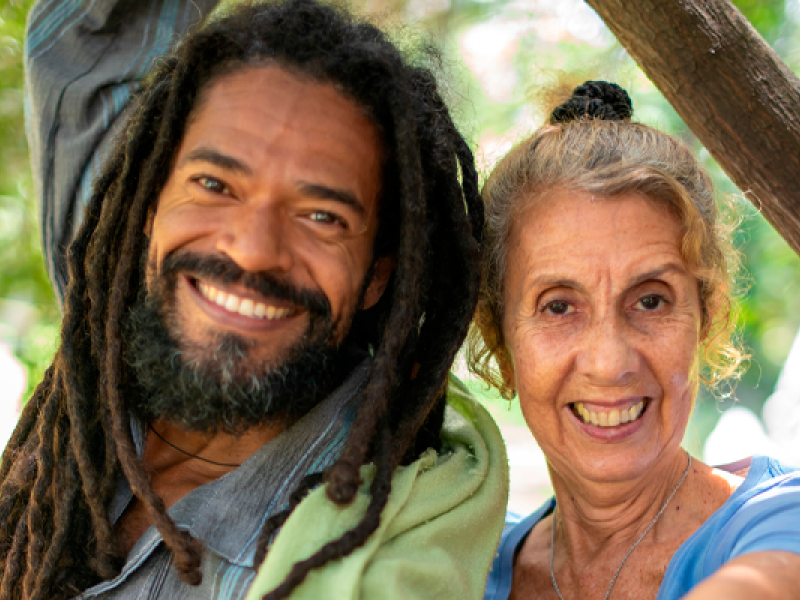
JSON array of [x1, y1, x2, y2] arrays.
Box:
[[549, 80, 633, 124]]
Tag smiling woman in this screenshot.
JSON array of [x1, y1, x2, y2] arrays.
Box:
[[471, 82, 800, 600]]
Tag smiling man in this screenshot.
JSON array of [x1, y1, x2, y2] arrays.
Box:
[[5, 1, 507, 599]]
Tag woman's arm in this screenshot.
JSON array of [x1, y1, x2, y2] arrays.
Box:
[[684, 551, 800, 599]]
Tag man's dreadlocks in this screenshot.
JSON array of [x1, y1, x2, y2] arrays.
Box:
[[0, 1, 483, 598]]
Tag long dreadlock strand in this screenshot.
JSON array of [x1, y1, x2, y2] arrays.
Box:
[[1, 511, 29, 598], [21, 380, 62, 597], [102, 129, 205, 584], [60, 357, 119, 577], [84, 84, 173, 522], [28, 419, 79, 599], [326, 81, 430, 505], [393, 137, 483, 455], [252, 472, 327, 567], [261, 420, 396, 599]]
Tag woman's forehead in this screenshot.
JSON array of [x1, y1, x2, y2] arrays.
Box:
[[503, 190, 687, 289]]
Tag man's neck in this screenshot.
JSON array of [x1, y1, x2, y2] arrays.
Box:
[[115, 419, 287, 556], [143, 419, 287, 486]]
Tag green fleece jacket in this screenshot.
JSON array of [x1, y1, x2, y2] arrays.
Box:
[[244, 378, 509, 600]]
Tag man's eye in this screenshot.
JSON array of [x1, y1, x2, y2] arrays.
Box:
[[194, 176, 231, 195], [637, 295, 663, 310], [308, 211, 344, 227], [544, 300, 572, 315]]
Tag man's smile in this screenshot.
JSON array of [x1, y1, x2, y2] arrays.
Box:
[[195, 279, 298, 320], [180, 274, 308, 335]]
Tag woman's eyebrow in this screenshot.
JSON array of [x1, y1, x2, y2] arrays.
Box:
[[521, 275, 585, 298], [628, 264, 687, 287]]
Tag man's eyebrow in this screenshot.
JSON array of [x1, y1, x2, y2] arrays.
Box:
[[178, 147, 252, 175], [298, 182, 366, 216]]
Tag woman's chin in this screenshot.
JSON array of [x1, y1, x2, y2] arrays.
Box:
[[546, 401, 673, 486]]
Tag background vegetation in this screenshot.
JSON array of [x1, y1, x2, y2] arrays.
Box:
[[1, 0, 799, 457]]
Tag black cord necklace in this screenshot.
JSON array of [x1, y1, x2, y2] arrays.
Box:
[[148, 424, 242, 468]]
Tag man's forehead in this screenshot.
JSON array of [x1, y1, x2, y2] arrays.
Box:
[[191, 65, 378, 136], [182, 65, 383, 160], [158, 64, 386, 227]]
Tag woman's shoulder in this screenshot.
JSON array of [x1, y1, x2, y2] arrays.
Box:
[[483, 499, 556, 600], [657, 455, 800, 599], [745, 454, 800, 480], [691, 455, 800, 546], [719, 454, 800, 539]]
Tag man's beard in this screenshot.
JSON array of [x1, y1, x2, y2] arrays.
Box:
[[122, 251, 356, 434]]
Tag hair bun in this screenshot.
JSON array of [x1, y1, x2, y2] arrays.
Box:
[[549, 80, 633, 124]]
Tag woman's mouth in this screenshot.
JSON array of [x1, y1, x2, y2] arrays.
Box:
[[571, 399, 648, 428]]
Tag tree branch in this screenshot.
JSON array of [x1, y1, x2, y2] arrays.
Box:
[[586, 0, 800, 254]]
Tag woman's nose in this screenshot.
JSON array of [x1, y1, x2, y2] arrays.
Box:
[[575, 316, 640, 385], [215, 205, 294, 274]]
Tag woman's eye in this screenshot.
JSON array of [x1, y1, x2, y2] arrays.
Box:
[[194, 176, 231, 195], [543, 300, 572, 315], [637, 295, 663, 310]]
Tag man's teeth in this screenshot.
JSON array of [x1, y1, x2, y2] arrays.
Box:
[[197, 282, 294, 319], [573, 400, 646, 428]]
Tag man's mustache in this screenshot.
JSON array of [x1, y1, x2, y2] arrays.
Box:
[[156, 250, 332, 318]]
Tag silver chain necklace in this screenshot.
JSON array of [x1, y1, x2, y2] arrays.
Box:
[[549, 454, 691, 600]]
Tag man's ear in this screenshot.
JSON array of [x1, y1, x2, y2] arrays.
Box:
[[361, 256, 395, 310], [143, 207, 155, 237]]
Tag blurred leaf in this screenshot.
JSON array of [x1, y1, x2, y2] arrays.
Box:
[[0, 0, 59, 401]]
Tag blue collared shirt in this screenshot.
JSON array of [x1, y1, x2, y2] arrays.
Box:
[[81, 358, 369, 599]]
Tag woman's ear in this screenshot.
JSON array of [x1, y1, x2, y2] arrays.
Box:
[[361, 256, 395, 310], [699, 303, 712, 342]]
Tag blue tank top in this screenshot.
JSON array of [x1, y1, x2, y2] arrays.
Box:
[[484, 456, 800, 600]]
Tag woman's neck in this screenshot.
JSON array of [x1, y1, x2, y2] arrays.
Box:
[[548, 450, 696, 563]]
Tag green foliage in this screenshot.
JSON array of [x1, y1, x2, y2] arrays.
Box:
[[0, 0, 58, 398], [733, 0, 788, 43]]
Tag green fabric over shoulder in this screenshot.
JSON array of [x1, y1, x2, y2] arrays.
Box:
[[245, 375, 509, 600]]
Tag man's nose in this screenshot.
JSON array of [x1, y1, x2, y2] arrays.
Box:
[[575, 315, 641, 386], [215, 205, 294, 274]]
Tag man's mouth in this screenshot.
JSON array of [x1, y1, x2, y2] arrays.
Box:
[[571, 399, 648, 428], [195, 280, 297, 320]]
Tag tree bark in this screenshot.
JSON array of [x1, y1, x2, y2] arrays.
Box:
[[585, 0, 800, 255]]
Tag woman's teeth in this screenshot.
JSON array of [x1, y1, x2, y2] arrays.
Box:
[[573, 400, 646, 428], [197, 281, 294, 319]]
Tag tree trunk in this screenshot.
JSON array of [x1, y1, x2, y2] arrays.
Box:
[[585, 0, 800, 255]]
